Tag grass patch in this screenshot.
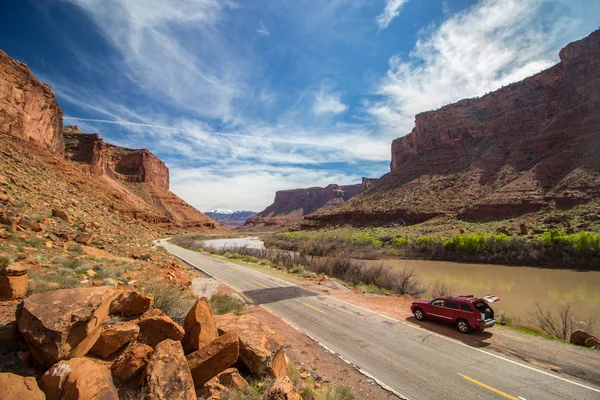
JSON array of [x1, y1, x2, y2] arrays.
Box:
[[25, 237, 44, 248], [62, 258, 84, 270], [67, 243, 83, 255], [320, 385, 356, 400], [209, 293, 245, 315], [138, 282, 196, 324], [0, 256, 9, 272], [506, 325, 557, 340], [27, 269, 80, 294]]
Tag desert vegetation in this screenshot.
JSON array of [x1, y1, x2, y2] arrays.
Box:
[[263, 229, 600, 269]]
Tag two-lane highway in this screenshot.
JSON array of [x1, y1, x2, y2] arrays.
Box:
[[158, 241, 600, 400]]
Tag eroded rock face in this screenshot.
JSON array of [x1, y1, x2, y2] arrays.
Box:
[[0, 372, 45, 400], [137, 308, 185, 347], [0, 300, 19, 342], [111, 342, 153, 384], [109, 290, 153, 316], [182, 297, 219, 354], [309, 29, 600, 226], [264, 376, 302, 400], [89, 322, 140, 359], [215, 314, 287, 378], [39, 357, 118, 400], [144, 339, 196, 400], [18, 287, 116, 366], [186, 331, 240, 388], [0, 50, 63, 152]]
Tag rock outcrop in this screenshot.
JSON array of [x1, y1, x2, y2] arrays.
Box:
[[244, 183, 363, 229], [204, 210, 257, 229], [0, 50, 63, 153], [18, 287, 116, 366], [308, 29, 600, 227], [0, 372, 45, 400]]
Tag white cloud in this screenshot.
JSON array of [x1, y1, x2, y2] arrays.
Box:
[[368, 0, 600, 136], [313, 90, 348, 115], [256, 21, 270, 36], [376, 0, 409, 30]]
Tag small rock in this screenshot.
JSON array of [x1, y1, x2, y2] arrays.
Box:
[[496, 227, 510, 235], [144, 339, 196, 400], [217, 368, 250, 391], [111, 342, 153, 384], [39, 357, 118, 400], [137, 309, 184, 347], [86, 269, 96, 277], [186, 331, 240, 388], [584, 337, 600, 349], [44, 241, 52, 248], [74, 233, 93, 245], [0, 273, 28, 300], [264, 376, 302, 400], [0, 372, 45, 400], [89, 322, 140, 359], [3, 263, 29, 276], [570, 329, 596, 346], [51, 209, 71, 223], [196, 377, 226, 400], [182, 297, 219, 354], [19, 218, 42, 232], [519, 223, 528, 235], [300, 372, 309, 379], [110, 290, 153, 316], [0, 301, 20, 342]]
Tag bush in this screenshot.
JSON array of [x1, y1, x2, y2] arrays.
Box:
[[320, 385, 355, 400], [429, 280, 456, 298], [392, 236, 411, 247], [139, 282, 196, 324], [209, 293, 245, 315], [62, 258, 83, 270], [530, 302, 595, 340], [67, 243, 83, 255]]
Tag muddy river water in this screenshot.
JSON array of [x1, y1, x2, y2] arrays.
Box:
[[202, 237, 600, 323]]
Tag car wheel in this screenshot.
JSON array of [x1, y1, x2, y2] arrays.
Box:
[[456, 319, 470, 334], [413, 308, 425, 321]]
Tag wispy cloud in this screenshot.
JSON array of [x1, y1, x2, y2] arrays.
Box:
[[256, 21, 270, 36], [376, 0, 409, 30], [313, 89, 348, 115]]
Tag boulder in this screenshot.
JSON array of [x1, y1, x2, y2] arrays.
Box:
[[264, 376, 302, 400], [51, 209, 71, 223], [18, 287, 116, 366], [111, 342, 153, 384], [74, 234, 93, 245], [89, 322, 140, 358], [216, 314, 287, 377], [109, 290, 152, 316], [19, 218, 42, 232], [218, 368, 250, 391], [186, 331, 240, 388], [585, 337, 600, 349], [39, 357, 118, 400], [137, 309, 184, 347], [196, 377, 226, 400], [0, 300, 19, 342], [0, 274, 28, 300], [144, 339, 196, 400], [0, 372, 45, 400], [4, 262, 30, 276], [0, 215, 19, 230], [182, 297, 218, 354], [570, 329, 596, 346]]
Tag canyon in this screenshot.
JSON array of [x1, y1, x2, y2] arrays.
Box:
[[244, 182, 375, 230], [306, 29, 600, 229], [0, 50, 221, 232], [205, 210, 257, 229]]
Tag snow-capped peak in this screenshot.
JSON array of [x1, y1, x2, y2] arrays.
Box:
[[208, 208, 234, 214]]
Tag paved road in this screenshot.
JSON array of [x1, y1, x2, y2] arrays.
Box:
[[158, 241, 600, 400]]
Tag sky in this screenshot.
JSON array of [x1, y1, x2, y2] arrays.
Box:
[[0, 1, 598, 212]]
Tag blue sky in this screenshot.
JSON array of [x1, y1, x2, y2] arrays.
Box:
[[0, 1, 598, 211]]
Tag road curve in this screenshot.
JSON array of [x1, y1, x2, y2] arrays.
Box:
[[158, 241, 600, 400]]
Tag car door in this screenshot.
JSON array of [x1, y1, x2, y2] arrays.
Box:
[[427, 298, 453, 323]]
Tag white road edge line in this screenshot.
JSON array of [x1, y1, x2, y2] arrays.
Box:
[[163, 243, 600, 395]]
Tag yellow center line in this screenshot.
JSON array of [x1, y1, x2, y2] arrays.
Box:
[[302, 302, 326, 314], [256, 281, 270, 288], [457, 373, 519, 400]]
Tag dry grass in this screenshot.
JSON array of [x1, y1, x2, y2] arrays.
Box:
[[138, 281, 196, 324], [209, 293, 245, 315]]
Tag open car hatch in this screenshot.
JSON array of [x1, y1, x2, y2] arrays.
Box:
[[482, 295, 500, 303]]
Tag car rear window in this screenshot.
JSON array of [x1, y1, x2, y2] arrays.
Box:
[[446, 300, 459, 309], [460, 303, 472, 312]]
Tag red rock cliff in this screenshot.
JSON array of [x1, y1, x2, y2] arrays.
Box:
[[64, 126, 169, 190], [0, 50, 63, 152], [309, 29, 600, 226]]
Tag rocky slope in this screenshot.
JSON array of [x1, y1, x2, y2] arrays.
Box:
[[244, 183, 364, 230], [306, 29, 600, 228], [205, 210, 257, 229], [0, 49, 222, 233]]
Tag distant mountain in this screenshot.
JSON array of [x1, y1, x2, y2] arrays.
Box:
[[205, 210, 257, 228]]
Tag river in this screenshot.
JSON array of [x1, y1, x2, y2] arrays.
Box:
[[202, 237, 600, 323]]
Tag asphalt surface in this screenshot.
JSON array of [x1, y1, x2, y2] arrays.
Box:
[[158, 241, 600, 400]]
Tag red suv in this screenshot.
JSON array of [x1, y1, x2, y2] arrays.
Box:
[[410, 295, 499, 333]]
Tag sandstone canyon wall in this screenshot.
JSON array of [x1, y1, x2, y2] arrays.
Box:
[[0, 50, 63, 153], [0, 50, 220, 232], [244, 183, 364, 229], [307, 29, 600, 227]]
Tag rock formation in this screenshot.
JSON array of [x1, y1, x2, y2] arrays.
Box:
[[204, 210, 257, 229], [0, 50, 63, 153], [308, 29, 600, 227], [244, 183, 364, 229]]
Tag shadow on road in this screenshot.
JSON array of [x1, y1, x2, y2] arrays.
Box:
[[243, 286, 317, 305], [406, 316, 494, 348]]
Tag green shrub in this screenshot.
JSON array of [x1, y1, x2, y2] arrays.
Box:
[[416, 235, 441, 246], [139, 282, 196, 324], [209, 293, 245, 316], [67, 243, 83, 255], [320, 385, 355, 400], [350, 234, 382, 247], [62, 258, 83, 270], [25, 237, 44, 248], [392, 236, 411, 247]]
